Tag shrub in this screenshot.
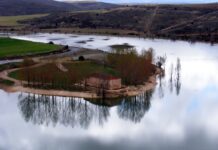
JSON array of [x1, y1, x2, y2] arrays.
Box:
[[78, 56, 85, 61], [48, 41, 54, 45], [64, 45, 69, 49]]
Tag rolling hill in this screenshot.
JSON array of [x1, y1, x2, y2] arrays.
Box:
[[22, 3, 218, 43], [0, 0, 118, 16]]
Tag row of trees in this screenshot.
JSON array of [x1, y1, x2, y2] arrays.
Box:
[[19, 59, 84, 91]]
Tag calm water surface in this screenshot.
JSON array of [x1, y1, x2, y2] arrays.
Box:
[[1, 33, 218, 150]]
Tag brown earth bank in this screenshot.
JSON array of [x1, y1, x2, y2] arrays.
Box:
[[3, 3, 216, 44]]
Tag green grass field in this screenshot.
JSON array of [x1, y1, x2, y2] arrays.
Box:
[[65, 61, 119, 77], [0, 14, 47, 26], [0, 38, 61, 58]]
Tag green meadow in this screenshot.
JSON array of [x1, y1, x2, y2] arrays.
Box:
[[0, 38, 61, 58]]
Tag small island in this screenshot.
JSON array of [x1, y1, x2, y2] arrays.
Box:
[[0, 38, 164, 99]]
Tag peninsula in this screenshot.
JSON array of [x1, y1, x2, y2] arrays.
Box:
[[0, 38, 163, 99]]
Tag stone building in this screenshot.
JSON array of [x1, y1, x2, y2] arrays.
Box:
[[85, 73, 122, 90]]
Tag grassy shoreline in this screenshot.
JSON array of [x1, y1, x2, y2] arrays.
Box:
[[0, 37, 66, 60]]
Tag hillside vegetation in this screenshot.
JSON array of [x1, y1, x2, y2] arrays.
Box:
[[0, 0, 118, 16], [22, 3, 218, 43]]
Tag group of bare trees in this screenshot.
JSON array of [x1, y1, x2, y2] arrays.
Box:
[[107, 47, 156, 85], [19, 59, 84, 91]]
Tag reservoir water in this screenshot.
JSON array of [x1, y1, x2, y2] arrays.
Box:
[[1, 33, 218, 150]]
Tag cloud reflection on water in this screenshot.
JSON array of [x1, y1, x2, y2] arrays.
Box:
[[1, 33, 218, 149]]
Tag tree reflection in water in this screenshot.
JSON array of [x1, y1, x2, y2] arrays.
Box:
[[158, 71, 166, 99], [169, 63, 174, 93], [158, 57, 182, 98], [175, 58, 181, 95], [18, 90, 154, 128], [18, 94, 110, 129], [117, 90, 153, 123], [168, 58, 182, 96]]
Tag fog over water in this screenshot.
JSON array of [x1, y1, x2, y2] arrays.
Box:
[[1, 33, 218, 150]]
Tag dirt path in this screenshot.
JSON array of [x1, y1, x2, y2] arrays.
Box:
[[56, 62, 68, 72], [145, 6, 159, 34], [0, 62, 46, 86]]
